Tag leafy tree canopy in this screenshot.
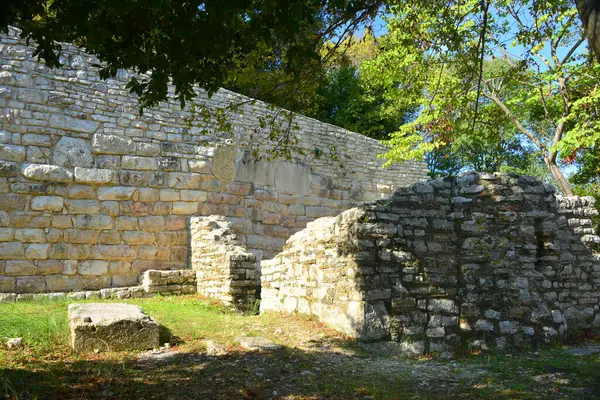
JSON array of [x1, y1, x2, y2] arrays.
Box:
[[1, 0, 382, 109], [377, 0, 600, 195]]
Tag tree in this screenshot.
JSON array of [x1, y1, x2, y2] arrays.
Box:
[[576, 0, 600, 63], [377, 0, 600, 195], [1, 0, 383, 109]]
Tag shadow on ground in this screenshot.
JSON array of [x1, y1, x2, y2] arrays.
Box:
[[2, 338, 600, 400]]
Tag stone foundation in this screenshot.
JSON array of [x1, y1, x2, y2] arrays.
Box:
[[261, 172, 600, 354]]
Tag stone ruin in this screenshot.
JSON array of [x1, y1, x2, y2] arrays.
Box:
[[0, 27, 427, 296], [261, 172, 600, 355], [1, 28, 600, 356]]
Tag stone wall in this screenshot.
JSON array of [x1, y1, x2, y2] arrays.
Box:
[[0, 27, 428, 294], [261, 172, 600, 355], [190, 216, 257, 308]]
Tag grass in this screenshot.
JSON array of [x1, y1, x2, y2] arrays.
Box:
[[1, 295, 599, 399]]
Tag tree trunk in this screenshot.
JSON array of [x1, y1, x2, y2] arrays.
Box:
[[576, 0, 600, 63], [545, 157, 575, 195]]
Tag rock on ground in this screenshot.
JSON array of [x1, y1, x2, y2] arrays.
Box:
[[68, 303, 160, 352]]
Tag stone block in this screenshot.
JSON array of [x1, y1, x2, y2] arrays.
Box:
[[74, 167, 116, 184], [22, 163, 73, 183], [49, 115, 99, 133], [16, 276, 45, 292], [53, 137, 93, 167], [31, 196, 64, 211], [139, 216, 165, 232], [68, 303, 160, 352], [0, 144, 26, 162], [122, 156, 159, 170], [25, 243, 50, 259], [0, 242, 25, 259], [65, 200, 101, 214], [172, 202, 198, 215], [97, 186, 136, 201]]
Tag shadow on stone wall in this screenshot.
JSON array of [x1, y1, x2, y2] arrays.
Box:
[[260, 172, 600, 355]]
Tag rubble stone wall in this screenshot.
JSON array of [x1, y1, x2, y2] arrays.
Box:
[[261, 172, 600, 355], [0, 28, 427, 294]]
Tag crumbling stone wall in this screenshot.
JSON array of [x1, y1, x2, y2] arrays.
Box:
[[190, 216, 257, 307], [0, 27, 427, 294], [261, 172, 600, 354]]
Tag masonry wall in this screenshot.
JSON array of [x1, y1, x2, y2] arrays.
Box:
[[261, 172, 600, 355], [190, 216, 257, 308], [0, 27, 428, 294]]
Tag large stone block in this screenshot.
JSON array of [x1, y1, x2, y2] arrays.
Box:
[[68, 303, 160, 352], [49, 115, 100, 133], [22, 164, 73, 183], [74, 167, 116, 184], [31, 196, 64, 212], [92, 134, 134, 154], [53, 137, 93, 168]]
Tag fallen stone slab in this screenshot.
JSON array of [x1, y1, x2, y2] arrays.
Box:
[[68, 303, 160, 352], [236, 336, 282, 351]]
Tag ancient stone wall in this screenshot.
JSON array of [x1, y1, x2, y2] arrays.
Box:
[[261, 172, 600, 355], [190, 216, 257, 308], [0, 27, 427, 294]]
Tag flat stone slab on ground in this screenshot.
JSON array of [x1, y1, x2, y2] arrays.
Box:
[[68, 303, 160, 352], [236, 336, 282, 351]]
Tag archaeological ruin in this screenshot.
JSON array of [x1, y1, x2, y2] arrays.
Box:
[[1, 27, 599, 355]]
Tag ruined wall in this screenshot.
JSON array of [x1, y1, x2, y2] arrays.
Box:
[[261, 172, 600, 355], [0, 27, 428, 294], [190, 216, 257, 307]]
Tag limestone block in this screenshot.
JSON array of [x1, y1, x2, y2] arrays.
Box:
[[53, 137, 93, 168], [115, 217, 138, 230], [65, 200, 101, 214], [64, 229, 100, 244], [6, 260, 36, 275], [22, 134, 51, 147], [74, 167, 116, 184], [75, 215, 113, 230], [91, 245, 137, 260], [97, 186, 136, 200], [92, 134, 135, 154], [0, 194, 26, 211], [139, 216, 165, 232], [36, 260, 63, 274], [16, 276, 45, 292], [0, 242, 25, 259], [167, 172, 202, 189], [25, 243, 50, 259], [172, 202, 198, 215], [0, 228, 14, 241], [15, 228, 45, 243], [49, 114, 99, 133], [22, 163, 73, 183], [0, 144, 26, 162], [122, 156, 158, 170], [68, 303, 160, 352], [31, 196, 64, 211], [122, 231, 155, 245], [79, 260, 109, 275], [234, 152, 275, 186], [135, 188, 160, 202]]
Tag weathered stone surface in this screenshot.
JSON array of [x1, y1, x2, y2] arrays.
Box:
[[31, 196, 64, 211], [68, 303, 160, 352], [92, 134, 134, 154], [53, 137, 93, 168], [49, 115, 99, 133], [261, 172, 600, 355], [74, 167, 116, 184], [22, 163, 73, 183]]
